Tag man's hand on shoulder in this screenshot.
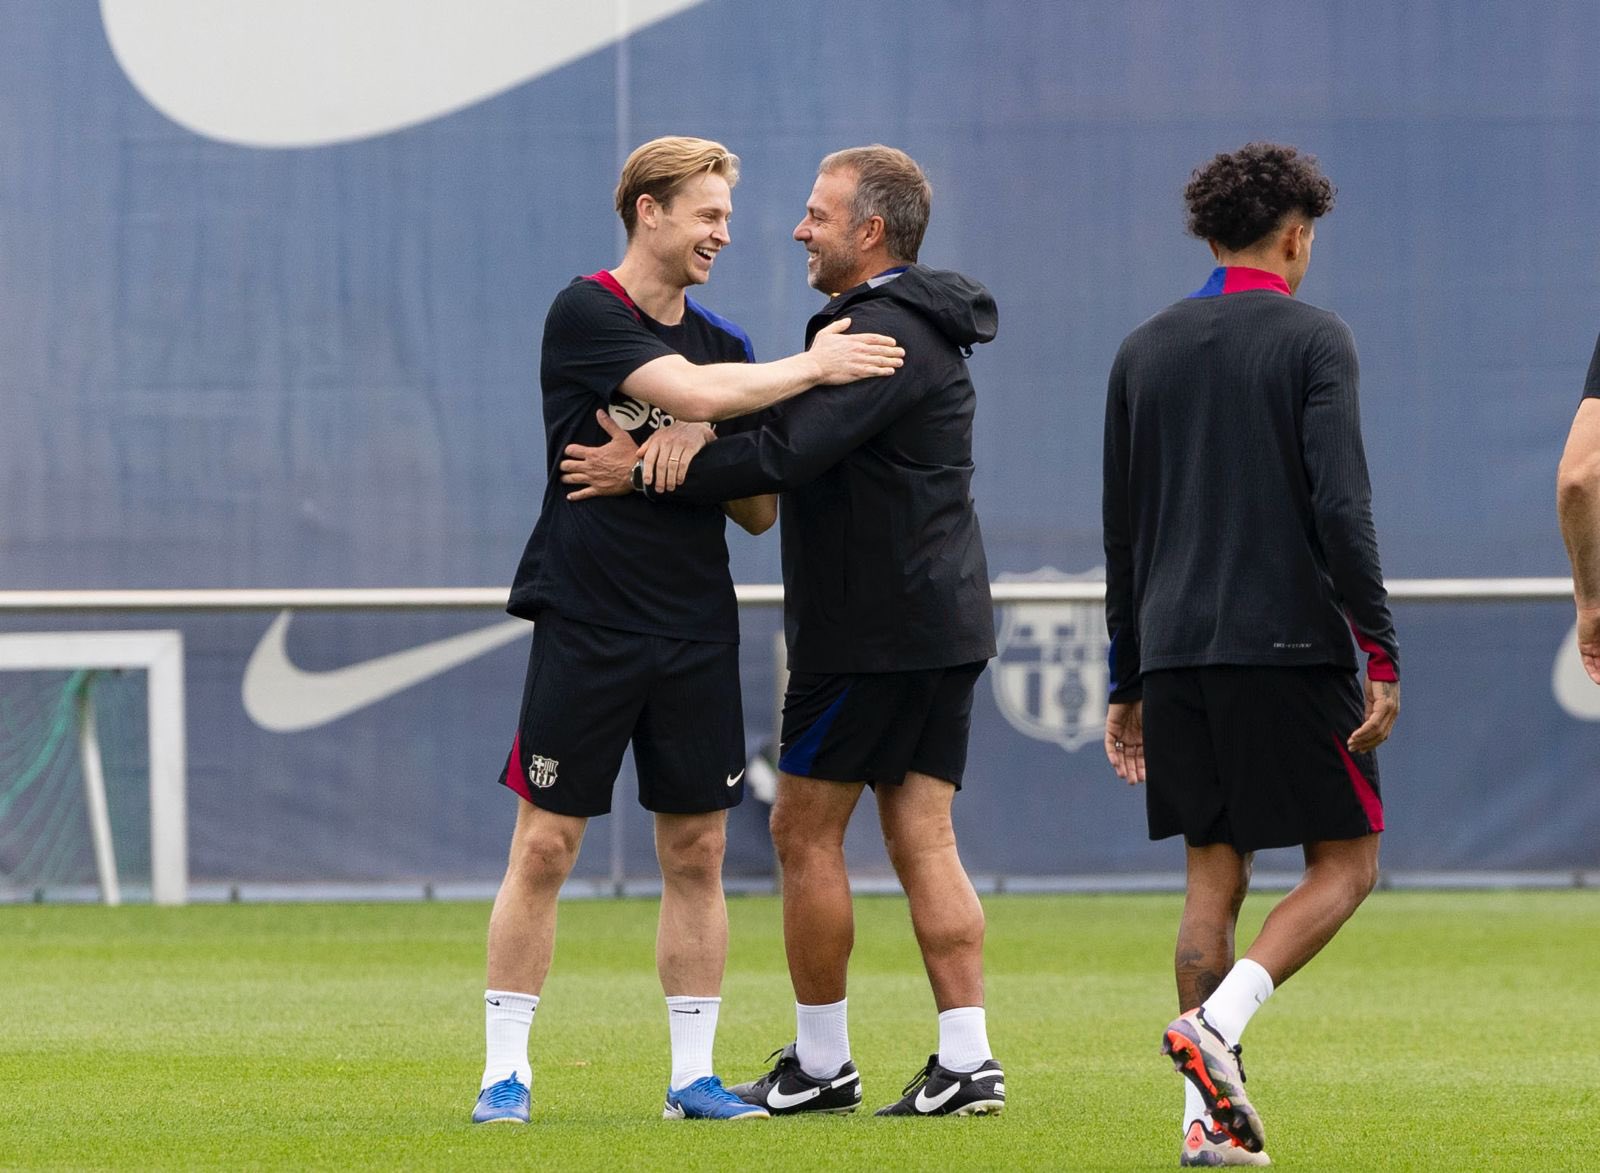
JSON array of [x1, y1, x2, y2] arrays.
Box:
[[637, 421, 716, 492], [561, 410, 638, 500], [807, 317, 904, 385]]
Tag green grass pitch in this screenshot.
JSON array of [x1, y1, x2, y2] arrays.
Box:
[[6, 890, 1599, 1169]]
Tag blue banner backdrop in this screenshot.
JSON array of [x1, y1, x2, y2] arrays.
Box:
[[1, 1, 1597, 884]]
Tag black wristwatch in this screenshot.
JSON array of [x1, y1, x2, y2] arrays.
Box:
[[630, 459, 646, 493]]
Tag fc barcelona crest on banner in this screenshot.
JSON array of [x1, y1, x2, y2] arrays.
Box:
[[527, 754, 559, 789], [991, 568, 1108, 753]]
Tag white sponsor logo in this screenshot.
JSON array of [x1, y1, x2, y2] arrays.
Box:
[[725, 768, 745, 788], [527, 754, 559, 789], [102, 0, 709, 148], [1553, 621, 1600, 719], [766, 1085, 822, 1110], [607, 395, 677, 433], [913, 1082, 962, 1113], [242, 610, 529, 732], [991, 567, 1108, 753]]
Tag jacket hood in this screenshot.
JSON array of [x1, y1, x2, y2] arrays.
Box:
[[824, 264, 998, 349]]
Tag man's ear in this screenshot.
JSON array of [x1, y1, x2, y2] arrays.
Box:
[[1284, 219, 1310, 260], [636, 193, 661, 231], [858, 214, 887, 251]]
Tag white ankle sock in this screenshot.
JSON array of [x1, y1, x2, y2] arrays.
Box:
[[482, 989, 537, 1089], [1199, 959, 1275, 1048], [1184, 1078, 1209, 1129], [795, 998, 851, 1079], [666, 996, 721, 1091], [936, 1006, 992, 1073]]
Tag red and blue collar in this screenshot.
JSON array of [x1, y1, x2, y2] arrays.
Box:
[[1188, 266, 1292, 299]]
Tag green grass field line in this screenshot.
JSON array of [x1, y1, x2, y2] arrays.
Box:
[[4, 892, 1598, 1169]]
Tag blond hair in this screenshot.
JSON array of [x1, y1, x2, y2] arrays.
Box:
[[818, 145, 931, 262], [615, 137, 741, 237]]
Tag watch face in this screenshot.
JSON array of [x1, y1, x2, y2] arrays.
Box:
[[630, 460, 645, 492]]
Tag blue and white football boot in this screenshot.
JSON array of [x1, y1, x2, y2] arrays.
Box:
[[472, 1073, 531, 1124], [662, 1075, 771, 1120]]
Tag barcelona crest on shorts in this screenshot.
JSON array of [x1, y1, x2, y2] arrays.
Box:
[[527, 754, 559, 789]]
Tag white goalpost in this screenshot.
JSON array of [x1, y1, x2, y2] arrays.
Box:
[[0, 630, 187, 905]]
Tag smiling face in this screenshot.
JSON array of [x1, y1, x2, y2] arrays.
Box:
[[642, 171, 732, 288], [793, 167, 867, 295]]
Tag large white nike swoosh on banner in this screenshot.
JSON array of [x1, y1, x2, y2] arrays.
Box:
[[101, 0, 708, 148], [1552, 622, 1600, 720], [242, 609, 530, 732]]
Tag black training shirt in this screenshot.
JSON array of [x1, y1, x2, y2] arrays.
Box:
[[1103, 266, 1399, 700], [658, 265, 998, 673], [507, 273, 754, 642]]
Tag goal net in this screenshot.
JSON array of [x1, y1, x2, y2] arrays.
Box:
[[0, 632, 186, 904]]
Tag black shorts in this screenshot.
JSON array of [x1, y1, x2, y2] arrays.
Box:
[[776, 662, 986, 788], [1142, 665, 1383, 853], [497, 613, 746, 817]]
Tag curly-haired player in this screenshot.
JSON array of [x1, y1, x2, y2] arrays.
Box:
[[1102, 142, 1400, 1166]]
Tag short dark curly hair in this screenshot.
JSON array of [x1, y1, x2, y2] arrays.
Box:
[[1183, 142, 1335, 251]]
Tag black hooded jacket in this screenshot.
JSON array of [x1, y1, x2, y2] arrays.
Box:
[[661, 264, 998, 673]]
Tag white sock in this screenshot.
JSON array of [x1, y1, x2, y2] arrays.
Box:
[[667, 996, 721, 1091], [1199, 959, 1275, 1048], [795, 998, 851, 1080], [482, 989, 537, 1089], [936, 1006, 992, 1073], [1184, 1078, 1209, 1129]]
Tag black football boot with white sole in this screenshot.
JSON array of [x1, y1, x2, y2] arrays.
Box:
[[874, 1055, 1005, 1117], [727, 1043, 863, 1115]]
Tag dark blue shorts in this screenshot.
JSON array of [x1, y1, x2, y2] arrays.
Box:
[[498, 613, 746, 817], [1142, 665, 1384, 853], [777, 661, 986, 788]]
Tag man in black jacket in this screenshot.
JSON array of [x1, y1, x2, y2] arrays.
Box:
[[1103, 143, 1400, 1165], [564, 146, 1005, 1118]]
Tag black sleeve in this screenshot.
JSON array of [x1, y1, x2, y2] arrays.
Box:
[[1301, 315, 1400, 681], [1585, 332, 1600, 399], [661, 311, 939, 503], [1102, 344, 1142, 702], [543, 281, 677, 404], [715, 405, 778, 438]]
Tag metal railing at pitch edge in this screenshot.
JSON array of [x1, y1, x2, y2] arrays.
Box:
[[0, 577, 1579, 612], [0, 576, 1581, 903]]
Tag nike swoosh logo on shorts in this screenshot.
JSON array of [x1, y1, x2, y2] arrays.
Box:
[[103, 0, 710, 147], [913, 1082, 963, 1113], [725, 768, 745, 788], [242, 609, 530, 732], [766, 1085, 823, 1110]]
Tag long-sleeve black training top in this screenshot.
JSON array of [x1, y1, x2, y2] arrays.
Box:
[[657, 265, 999, 674], [1102, 266, 1399, 702]]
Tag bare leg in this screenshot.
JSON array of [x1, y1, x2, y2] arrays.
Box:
[[1244, 834, 1380, 985], [486, 800, 586, 993], [877, 772, 984, 1011], [769, 773, 864, 1003], [654, 811, 729, 995], [1176, 844, 1253, 1010]]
